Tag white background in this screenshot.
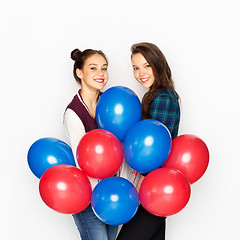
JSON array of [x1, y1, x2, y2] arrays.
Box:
[[1, 0, 239, 239]]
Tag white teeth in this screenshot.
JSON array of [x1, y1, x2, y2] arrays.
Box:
[[95, 79, 104, 83], [141, 78, 149, 83]]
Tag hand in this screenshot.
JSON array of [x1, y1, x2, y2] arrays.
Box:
[[135, 174, 145, 193]]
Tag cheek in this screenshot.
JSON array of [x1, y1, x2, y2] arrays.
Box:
[[147, 69, 154, 77], [133, 71, 139, 80], [83, 70, 91, 78]]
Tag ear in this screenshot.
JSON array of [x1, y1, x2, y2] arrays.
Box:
[[76, 68, 83, 79]]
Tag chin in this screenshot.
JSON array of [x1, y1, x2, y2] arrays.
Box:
[[98, 83, 107, 90], [142, 83, 152, 89]]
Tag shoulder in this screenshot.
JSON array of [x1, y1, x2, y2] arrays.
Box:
[[64, 91, 85, 127], [66, 91, 88, 122], [152, 88, 178, 102], [151, 89, 179, 108], [64, 108, 83, 126], [66, 91, 82, 111]]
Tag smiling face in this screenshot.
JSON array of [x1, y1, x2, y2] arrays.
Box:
[[131, 53, 155, 88], [76, 54, 108, 91]]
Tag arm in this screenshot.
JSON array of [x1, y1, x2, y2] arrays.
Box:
[[149, 92, 180, 139], [135, 174, 145, 193], [63, 108, 86, 167], [136, 92, 180, 190]]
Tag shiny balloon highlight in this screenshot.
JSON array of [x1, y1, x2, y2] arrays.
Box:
[[162, 134, 209, 184], [91, 177, 139, 225], [123, 119, 172, 173], [96, 86, 142, 142], [27, 137, 76, 178], [139, 168, 191, 217], [29, 86, 209, 220], [39, 164, 92, 214], [77, 129, 123, 179]]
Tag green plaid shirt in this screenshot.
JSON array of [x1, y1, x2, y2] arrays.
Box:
[[149, 88, 180, 139]]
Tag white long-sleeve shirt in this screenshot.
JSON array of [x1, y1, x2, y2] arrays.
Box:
[[63, 90, 139, 190]]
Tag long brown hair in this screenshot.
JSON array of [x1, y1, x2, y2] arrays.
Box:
[[71, 49, 108, 84], [131, 42, 179, 119]]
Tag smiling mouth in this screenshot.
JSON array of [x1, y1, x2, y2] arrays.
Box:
[[94, 78, 104, 83], [140, 78, 149, 83]]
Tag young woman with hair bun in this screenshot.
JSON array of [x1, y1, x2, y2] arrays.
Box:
[[63, 48, 118, 240], [116, 42, 180, 240]]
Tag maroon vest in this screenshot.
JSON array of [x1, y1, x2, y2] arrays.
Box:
[[66, 90, 99, 133]]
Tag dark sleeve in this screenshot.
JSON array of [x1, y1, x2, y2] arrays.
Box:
[[149, 93, 180, 139]]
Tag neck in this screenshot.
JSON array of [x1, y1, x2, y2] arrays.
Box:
[[80, 88, 99, 104], [80, 87, 100, 118]]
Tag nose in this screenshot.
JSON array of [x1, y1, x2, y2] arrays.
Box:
[[98, 70, 104, 76], [139, 68, 145, 76]]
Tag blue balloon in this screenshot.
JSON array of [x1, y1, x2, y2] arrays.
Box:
[[123, 119, 172, 173], [96, 86, 142, 142], [91, 177, 139, 225], [27, 138, 76, 179]]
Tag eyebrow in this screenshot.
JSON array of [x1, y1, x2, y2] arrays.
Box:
[[132, 62, 149, 67], [88, 63, 108, 66]]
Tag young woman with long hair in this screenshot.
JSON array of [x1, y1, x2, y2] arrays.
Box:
[[117, 42, 180, 240], [63, 49, 119, 240]]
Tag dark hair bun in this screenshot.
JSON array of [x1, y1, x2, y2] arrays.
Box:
[[71, 49, 82, 61]]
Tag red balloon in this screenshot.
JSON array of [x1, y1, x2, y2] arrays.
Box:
[[77, 129, 123, 179], [39, 164, 92, 214], [162, 134, 209, 184], [139, 168, 191, 217]]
